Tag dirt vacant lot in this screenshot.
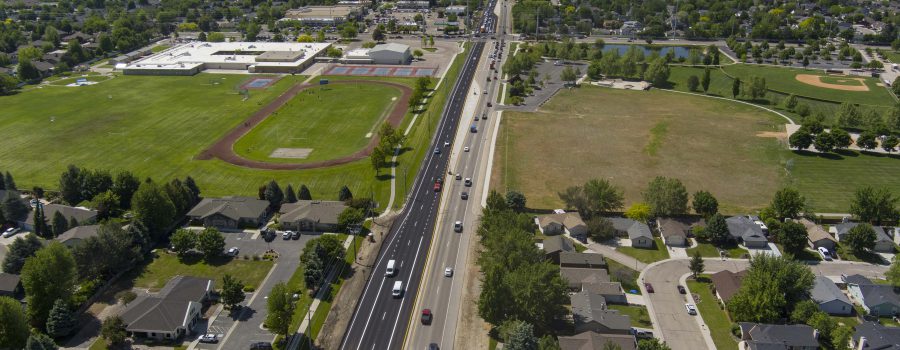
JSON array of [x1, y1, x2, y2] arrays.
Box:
[[491, 87, 788, 213]]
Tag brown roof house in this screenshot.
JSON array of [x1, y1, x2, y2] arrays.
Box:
[[571, 289, 632, 334], [24, 204, 97, 231], [710, 270, 748, 303], [535, 212, 588, 239], [0, 273, 22, 298], [543, 235, 575, 263], [187, 197, 270, 230], [800, 219, 836, 251], [278, 200, 347, 233], [657, 217, 704, 247], [55, 224, 100, 247], [558, 331, 637, 350], [120, 276, 213, 341]]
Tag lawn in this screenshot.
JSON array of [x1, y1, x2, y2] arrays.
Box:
[[786, 151, 900, 213], [491, 86, 787, 213], [233, 83, 402, 163], [686, 242, 749, 259], [687, 278, 739, 350], [617, 238, 670, 263], [775, 244, 821, 261], [607, 259, 641, 294], [882, 51, 900, 64], [608, 304, 652, 328], [836, 243, 889, 264], [134, 252, 274, 291]]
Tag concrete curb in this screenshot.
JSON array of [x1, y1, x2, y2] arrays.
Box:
[[680, 273, 717, 350]]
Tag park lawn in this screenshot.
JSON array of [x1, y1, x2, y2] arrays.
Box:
[[234, 82, 402, 163], [687, 278, 739, 350], [721, 64, 895, 107], [686, 242, 749, 259], [882, 51, 900, 63], [607, 304, 652, 328], [617, 238, 670, 264], [491, 86, 786, 213], [134, 252, 274, 291], [786, 151, 900, 213], [607, 259, 641, 295]]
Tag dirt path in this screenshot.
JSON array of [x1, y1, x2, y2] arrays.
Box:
[[197, 80, 413, 170], [454, 234, 492, 350], [795, 74, 870, 91]]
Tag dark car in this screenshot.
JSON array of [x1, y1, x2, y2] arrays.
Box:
[[250, 342, 273, 350], [428, 343, 439, 350], [677, 285, 686, 294], [421, 309, 433, 324], [644, 283, 654, 293], [461, 192, 469, 200], [291, 231, 300, 240]]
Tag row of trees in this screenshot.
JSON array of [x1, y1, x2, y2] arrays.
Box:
[[789, 119, 900, 154], [371, 122, 406, 175], [170, 227, 226, 261]]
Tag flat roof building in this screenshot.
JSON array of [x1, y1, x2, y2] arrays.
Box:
[[341, 43, 412, 65], [121, 42, 330, 75], [281, 5, 364, 26]]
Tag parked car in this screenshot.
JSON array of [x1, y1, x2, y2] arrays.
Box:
[[644, 283, 654, 293], [685, 303, 697, 315], [2, 227, 19, 238], [199, 334, 220, 343], [421, 309, 433, 324], [291, 231, 300, 240], [818, 247, 832, 261], [226, 247, 239, 257], [677, 285, 686, 294], [250, 342, 273, 350], [282, 231, 291, 240]]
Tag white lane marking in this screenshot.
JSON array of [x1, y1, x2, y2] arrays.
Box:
[[387, 236, 425, 349], [351, 276, 388, 350], [382, 312, 386, 320]]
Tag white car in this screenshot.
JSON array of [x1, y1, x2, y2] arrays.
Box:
[[685, 303, 697, 315], [444, 141, 450, 147], [464, 147, 470, 152], [226, 247, 239, 256], [818, 247, 832, 261], [199, 334, 220, 343], [2, 227, 19, 238], [444, 267, 453, 277]]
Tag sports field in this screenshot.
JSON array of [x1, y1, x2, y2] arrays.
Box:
[[233, 83, 402, 163], [721, 64, 895, 106]]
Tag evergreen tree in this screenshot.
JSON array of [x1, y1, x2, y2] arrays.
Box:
[[707, 214, 730, 245], [4, 172, 15, 190], [25, 333, 57, 350], [689, 251, 704, 278], [339, 185, 353, 201], [701, 67, 711, 93], [284, 184, 297, 203], [32, 205, 46, 237], [264, 180, 283, 207], [46, 298, 76, 337], [505, 321, 538, 350], [0, 296, 29, 349], [298, 184, 312, 200], [304, 253, 324, 290], [51, 211, 68, 237], [3, 234, 43, 274]]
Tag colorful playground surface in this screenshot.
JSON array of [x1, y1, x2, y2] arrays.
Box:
[[324, 65, 437, 77], [241, 77, 279, 89]]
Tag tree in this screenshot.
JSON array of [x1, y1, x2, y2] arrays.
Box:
[[831, 129, 852, 150], [845, 223, 877, 253], [790, 299, 820, 323], [771, 188, 805, 220], [687, 75, 700, 91], [372, 27, 385, 41], [701, 68, 711, 93], [807, 312, 837, 348], [644, 58, 670, 87], [46, 298, 76, 337], [337, 207, 365, 232], [638, 339, 672, 350], [581, 179, 624, 217], [837, 103, 862, 129], [506, 191, 527, 212], [304, 253, 325, 290], [706, 213, 730, 245], [298, 184, 312, 200], [170, 229, 196, 257], [32, 205, 47, 237], [784, 94, 799, 111], [832, 325, 853, 350], [131, 181, 176, 242], [692, 191, 718, 218], [732, 78, 741, 98], [504, 262, 568, 333], [17, 59, 41, 81], [857, 131, 879, 150], [505, 321, 537, 350], [207, 32, 225, 42], [91, 190, 121, 220], [113, 170, 141, 209], [788, 128, 813, 150], [265, 282, 295, 337], [727, 255, 814, 323], [746, 76, 767, 100], [883, 135, 900, 153], [100, 316, 127, 345], [3, 172, 15, 190], [3, 234, 43, 274], [850, 186, 899, 225], [689, 251, 704, 278], [21, 242, 77, 328], [221, 274, 245, 309], [776, 221, 808, 257], [587, 217, 617, 242], [51, 211, 68, 237], [813, 131, 835, 153], [2, 190, 29, 223], [643, 176, 689, 217], [284, 184, 297, 203], [887, 256, 900, 288], [413, 49, 424, 60], [339, 185, 353, 201], [538, 335, 560, 350], [25, 333, 57, 350], [560, 66, 578, 85], [0, 296, 29, 349], [196, 228, 225, 261], [624, 203, 652, 222], [341, 24, 358, 39], [264, 180, 283, 208]]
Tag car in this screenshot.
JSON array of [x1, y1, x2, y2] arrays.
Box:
[[644, 283, 654, 293], [483, 90, 488, 95], [464, 178, 472, 186], [818, 247, 832, 261], [685, 303, 697, 315], [454, 221, 463, 232], [461, 192, 469, 200], [464, 146, 470, 152], [433, 179, 442, 192], [2, 227, 19, 238], [677, 285, 686, 294], [291, 231, 300, 240], [226, 247, 239, 257], [250, 342, 273, 350], [483, 113, 488, 120], [199, 334, 220, 343], [474, 115, 479, 121], [428, 343, 440, 350], [633, 330, 654, 339], [444, 141, 450, 147], [282, 231, 291, 240], [445, 267, 453, 277], [433, 148, 440, 154], [487, 102, 492, 107], [421, 309, 433, 324], [455, 173, 462, 180]]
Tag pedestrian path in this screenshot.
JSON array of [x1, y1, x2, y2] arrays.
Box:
[[583, 237, 648, 271], [295, 235, 356, 335]]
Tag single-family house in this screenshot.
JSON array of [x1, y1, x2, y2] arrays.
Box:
[[559, 252, 607, 269], [835, 222, 894, 253], [55, 224, 100, 247], [726, 216, 769, 248], [583, 281, 627, 304], [657, 217, 704, 247], [24, 204, 97, 231], [738, 323, 820, 350], [278, 200, 347, 233], [810, 276, 853, 315], [535, 212, 588, 239], [558, 331, 637, 350], [560, 267, 610, 290], [710, 270, 747, 303], [608, 218, 653, 247], [544, 236, 575, 263], [0, 273, 22, 298], [851, 321, 900, 350], [120, 276, 213, 340], [571, 290, 631, 334], [187, 196, 270, 230], [846, 275, 900, 316], [801, 219, 836, 251]]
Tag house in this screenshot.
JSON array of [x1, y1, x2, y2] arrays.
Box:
[[543, 236, 575, 263], [62, 31, 93, 43], [559, 252, 607, 269], [851, 321, 900, 350], [726, 216, 769, 248], [710, 270, 747, 303], [558, 331, 637, 350], [811, 276, 853, 315], [24, 204, 97, 231], [801, 219, 836, 251], [54, 224, 100, 247], [608, 217, 653, 248], [278, 200, 347, 233], [657, 217, 704, 247], [560, 267, 610, 290], [571, 290, 631, 334], [120, 276, 213, 340], [846, 275, 900, 316], [835, 222, 894, 253], [535, 212, 588, 239], [187, 196, 270, 230], [738, 323, 820, 350], [583, 281, 627, 304], [0, 273, 22, 298]]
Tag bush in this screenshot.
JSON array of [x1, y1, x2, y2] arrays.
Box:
[[243, 286, 256, 292], [731, 323, 741, 337], [253, 255, 261, 261]]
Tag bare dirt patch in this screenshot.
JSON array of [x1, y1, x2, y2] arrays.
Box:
[[756, 130, 788, 142], [795, 74, 870, 91], [269, 148, 313, 159]]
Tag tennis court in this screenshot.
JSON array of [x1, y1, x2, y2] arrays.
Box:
[[324, 65, 437, 77], [240, 77, 278, 89]]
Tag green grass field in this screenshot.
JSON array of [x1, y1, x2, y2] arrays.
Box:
[[686, 242, 749, 259], [883, 51, 900, 64], [607, 259, 641, 294], [618, 238, 670, 263], [234, 83, 402, 163], [785, 150, 900, 212], [687, 278, 738, 350], [607, 304, 652, 328], [134, 252, 274, 291]]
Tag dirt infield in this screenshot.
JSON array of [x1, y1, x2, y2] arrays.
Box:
[[795, 74, 870, 91], [197, 80, 412, 169]]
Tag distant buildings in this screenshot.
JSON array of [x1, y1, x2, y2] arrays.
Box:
[[121, 42, 331, 75], [281, 5, 365, 27]]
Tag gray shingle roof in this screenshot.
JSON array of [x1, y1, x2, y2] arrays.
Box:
[[727, 216, 767, 243], [583, 282, 624, 296], [657, 217, 704, 239], [853, 322, 900, 350], [571, 291, 630, 332], [710, 270, 747, 302], [0, 273, 21, 293], [627, 222, 652, 240], [158, 276, 213, 302], [187, 196, 269, 221], [120, 276, 212, 333], [543, 236, 575, 255], [559, 252, 606, 268], [607, 217, 636, 232], [279, 200, 346, 226], [739, 323, 820, 348], [560, 267, 610, 287], [836, 222, 892, 243], [558, 331, 637, 350], [800, 219, 835, 244], [56, 224, 100, 246], [26, 204, 97, 227], [811, 275, 851, 306], [857, 284, 900, 310], [844, 274, 873, 286]]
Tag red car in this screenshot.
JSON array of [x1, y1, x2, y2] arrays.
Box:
[[644, 283, 654, 293], [433, 179, 442, 192], [421, 309, 433, 324]]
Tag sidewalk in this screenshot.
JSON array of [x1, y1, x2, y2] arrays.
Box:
[[584, 237, 648, 271], [296, 235, 356, 335]]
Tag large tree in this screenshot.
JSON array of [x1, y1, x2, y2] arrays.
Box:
[[196, 227, 225, 261], [692, 191, 718, 218], [112, 170, 141, 209], [706, 213, 730, 245], [850, 186, 899, 225], [587, 217, 617, 242], [2, 191, 29, 223], [221, 274, 245, 309], [558, 179, 623, 218], [25, 333, 57, 350], [727, 255, 814, 323], [887, 257, 900, 288], [504, 262, 568, 333], [131, 181, 176, 242], [284, 184, 297, 203], [2, 233, 43, 274], [339, 185, 353, 201], [0, 296, 29, 349], [59, 165, 83, 205], [170, 229, 196, 257], [644, 57, 670, 86], [298, 184, 312, 200], [264, 180, 283, 208], [100, 316, 126, 345], [337, 207, 365, 232], [21, 242, 77, 328], [264, 282, 295, 337], [46, 298, 76, 337], [643, 176, 689, 217], [844, 223, 876, 253], [504, 321, 538, 350], [776, 221, 808, 257], [51, 211, 68, 237], [506, 191, 527, 212], [770, 188, 805, 220]]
